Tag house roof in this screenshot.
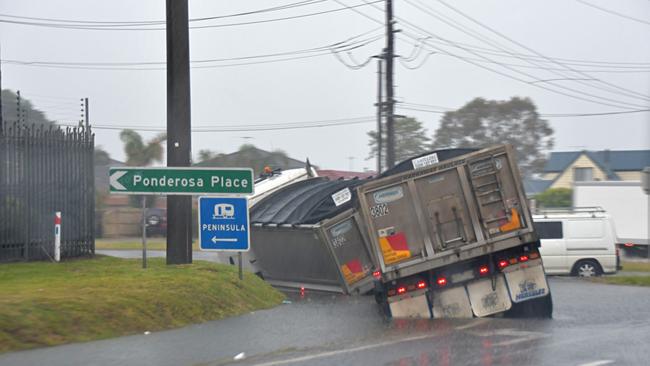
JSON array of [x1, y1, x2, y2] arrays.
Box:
[[543, 150, 650, 177], [522, 178, 552, 197]]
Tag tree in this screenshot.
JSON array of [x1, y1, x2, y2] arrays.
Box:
[[197, 149, 221, 163], [431, 97, 553, 176], [535, 188, 572, 208], [368, 117, 431, 167], [1, 89, 55, 127], [119, 129, 167, 166]]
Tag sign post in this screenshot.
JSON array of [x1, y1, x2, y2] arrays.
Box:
[[141, 196, 147, 269], [54, 212, 61, 262]]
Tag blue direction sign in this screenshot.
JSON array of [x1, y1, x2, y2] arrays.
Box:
[[199, 197, 250, 251]]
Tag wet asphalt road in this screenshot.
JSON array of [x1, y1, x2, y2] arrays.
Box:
[[2, 263, 650, 366]]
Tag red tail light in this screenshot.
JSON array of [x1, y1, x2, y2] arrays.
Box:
[[479, 265, 489, 276], [437, 277, 447, 287], [397, 286, 407, 295], [372, 270, 381, 279], [300, 286, 305, 296], [624, 243, 634, 248], [498, 260, 509, 269], [519, 255, 529, 262], [417, 280, 427, 289]]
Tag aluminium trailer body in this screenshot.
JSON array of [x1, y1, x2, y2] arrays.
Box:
[[358, 145, 552, 318], [247, 148, 481, 295]]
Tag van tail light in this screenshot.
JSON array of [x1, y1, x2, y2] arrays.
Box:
[[397, 286, 407, 295], [479, 265, 489, 276], [509, 257, 518, 265], [519, 255, 529, 262], [498, 260, 509, 269], [417, 280, 427, 289], [624, 243, 634, 248], [437, 277, 447, 287], [372, 270, 382, 280]]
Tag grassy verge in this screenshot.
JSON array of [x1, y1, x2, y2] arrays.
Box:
[[0, 256, 284, 353], [621, 261, 650, 273], [595, 276, 650, 287], [95, 238, 199, 251]]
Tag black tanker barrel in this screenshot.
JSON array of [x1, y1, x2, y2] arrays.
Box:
[[250, 177, 370, 293]]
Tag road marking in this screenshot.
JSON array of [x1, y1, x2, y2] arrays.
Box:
[[577, 361, 614, 366], [251, 333, 435, 366], [455, 318, 490, 330]]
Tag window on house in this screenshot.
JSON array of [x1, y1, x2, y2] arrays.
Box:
[[574, 167, 593, 181]]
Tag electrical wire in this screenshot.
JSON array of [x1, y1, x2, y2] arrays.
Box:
[[433, 0, 650, 102], [575, 0, 650, 26], [0, 1, 383, 31], [2, 30, 384, 71], [56, 116, 377, 132]]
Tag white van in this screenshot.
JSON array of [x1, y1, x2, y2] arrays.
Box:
[[533, 208, 620, 277]]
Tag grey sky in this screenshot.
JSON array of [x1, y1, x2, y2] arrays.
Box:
[[1, 0, 649, 171]]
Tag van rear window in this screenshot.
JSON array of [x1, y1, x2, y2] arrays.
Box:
[[534, 221, 563, 239]]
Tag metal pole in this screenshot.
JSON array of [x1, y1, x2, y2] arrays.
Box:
[[142, 196, 148, 269], [166, 0, 193, 265], [385, 0, 396, 169], [238, 251, 243, 281], [0, 44, 3, 129], [376, 57, 383, 173]]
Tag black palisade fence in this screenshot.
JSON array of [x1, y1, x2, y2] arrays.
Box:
[[0, 121, 95, 262]]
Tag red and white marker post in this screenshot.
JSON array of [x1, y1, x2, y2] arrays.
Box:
[[54, 212, 61, 262]]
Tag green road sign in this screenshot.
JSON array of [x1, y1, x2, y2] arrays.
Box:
[[109, 167, 254, 195]]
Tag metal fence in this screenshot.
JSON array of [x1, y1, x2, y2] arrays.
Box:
[[0, 121, 95, 262]]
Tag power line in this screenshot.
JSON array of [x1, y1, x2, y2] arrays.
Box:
[[433, 0, 650, 102], [0, 1, 383, 31], [405, 0, 649, 108], [57, 116, 377, 132], [397, 101, 650, 117], [0, 0, 326, 25], [575, 0, 650, 26], [2, 30, 384, 71]]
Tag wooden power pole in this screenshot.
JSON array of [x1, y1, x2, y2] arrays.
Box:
[[166, 0, 193, 264]]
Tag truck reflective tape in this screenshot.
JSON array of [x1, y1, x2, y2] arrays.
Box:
[[378, 232, 411, 265], [340, 259, 366, 285], [499, 208, 521, 232]]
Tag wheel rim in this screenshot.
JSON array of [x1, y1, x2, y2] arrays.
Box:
[[578, 263, 596, 277]]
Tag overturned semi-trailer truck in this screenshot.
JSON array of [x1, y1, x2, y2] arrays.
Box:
[[249, 145, 553, 318]]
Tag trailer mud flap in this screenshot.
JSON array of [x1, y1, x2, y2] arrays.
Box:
[[466, 275, 512, 317], [388, 291, 431, 318], [432, 286, 473, 318], [504, 259, 549, 303]]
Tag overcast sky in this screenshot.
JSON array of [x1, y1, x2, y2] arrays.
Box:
[[1, 0, 649, 171]]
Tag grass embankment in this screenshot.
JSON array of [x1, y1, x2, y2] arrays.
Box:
[[594, 261, 650, 287], [621, 261, 650, 273], [95, 238, 199, 251], [0, 256, 284, 353]]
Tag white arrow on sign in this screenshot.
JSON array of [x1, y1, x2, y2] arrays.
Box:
[[110, 170, 127, 190], [212, 236, 237, 243]]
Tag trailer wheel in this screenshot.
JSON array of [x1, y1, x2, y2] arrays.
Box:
[[373, 281, 391, 318], [505, 293, 553, 319]]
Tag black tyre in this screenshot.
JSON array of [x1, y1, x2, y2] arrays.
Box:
[[505, 293, 553, 319], [572, 259, 603, 277]]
